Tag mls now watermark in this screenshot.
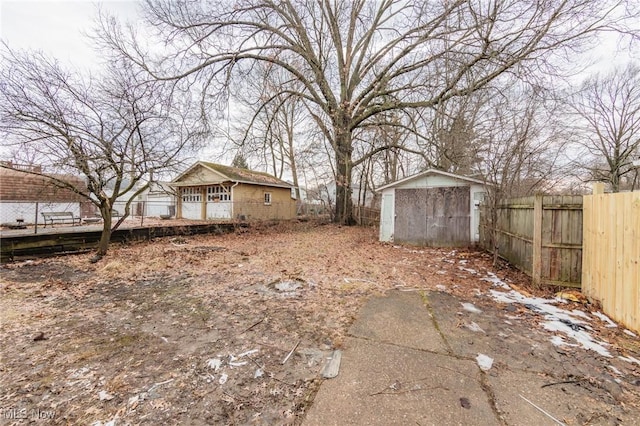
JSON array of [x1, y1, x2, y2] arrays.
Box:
[[1, 407, 56, 420]]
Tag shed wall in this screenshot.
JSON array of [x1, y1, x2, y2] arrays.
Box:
[[378, 174, 487, 245]]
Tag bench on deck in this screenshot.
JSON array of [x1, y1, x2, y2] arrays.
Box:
[[41, 212, 81, 228]]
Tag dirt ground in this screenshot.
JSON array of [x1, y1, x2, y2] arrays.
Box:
[[1, 220, 639, 425]]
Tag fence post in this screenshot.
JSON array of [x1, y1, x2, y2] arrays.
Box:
[[34, 201, 39, 235], [592, 182, 605, 195], [532, 195, 543, 288]]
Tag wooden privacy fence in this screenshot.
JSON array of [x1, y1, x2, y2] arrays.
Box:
[[582, 185, 640, 332], [480, 195, 583, 288]]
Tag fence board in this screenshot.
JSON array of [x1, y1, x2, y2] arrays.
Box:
[[480, 195, 583, 287], [582, 191, 640, 332]]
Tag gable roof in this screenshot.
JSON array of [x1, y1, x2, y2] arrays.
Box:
[[172, 161, 293, 189], [376, 168, 487, 192]]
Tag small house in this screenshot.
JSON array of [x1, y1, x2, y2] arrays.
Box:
[[0, 163, 90, 224], [171, 162, 296, 221], [377, 169, 488, 247]]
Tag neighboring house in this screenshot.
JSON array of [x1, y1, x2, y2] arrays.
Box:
[[324, 181, 376, 208], [171, 162, 296, 221], [108, 180, 177, 218], [377, 169, 488, 247], [0, 162, 89, 224], [142, 181, 177, 217]]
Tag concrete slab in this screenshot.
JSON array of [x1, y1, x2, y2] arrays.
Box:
[[304, 337, 499, 426], [488, 368, 628, 425], [348, 291, 448, 353]]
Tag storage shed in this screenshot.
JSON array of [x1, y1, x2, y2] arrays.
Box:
[[377, 169, 488, 247], [171, 162, 296, 221]]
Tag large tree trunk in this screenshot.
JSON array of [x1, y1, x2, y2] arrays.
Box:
[[96, 204, 113, 257], [334, 127, 356, 225]]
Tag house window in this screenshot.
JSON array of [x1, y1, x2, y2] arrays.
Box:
[[207, 185, 231, 202], [264, 192, 272, 205], [181, 187, 201, 203]]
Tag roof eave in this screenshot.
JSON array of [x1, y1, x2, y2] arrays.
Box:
[[376, 169, 489, 191]]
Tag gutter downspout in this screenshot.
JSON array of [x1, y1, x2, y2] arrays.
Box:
[[231, 182, 239, 219]]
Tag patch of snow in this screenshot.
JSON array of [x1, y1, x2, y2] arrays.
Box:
[[254, 369, 264, 378], [128, 395, 139, 407], [550, 336, 578, 348], [570, 310, 591, 320], [624, 329, 638, 338], [436, 271, 447, 275], [461, 302, 482, 314], [592, 312, 618, 328], [275, 280, 302, 292], [607, 365, 623, 376], [466, 322, 485, 333], [489, 289, 613, 358], [543, 320, 611, 357], [504, 320, 513, 325], [92, 421, 117, 426], [480, 272, 510, 289], [229, 361, 248, 367], [218, 373, 228, 384], [206, 358, 223, 371], [98, 390, 114, 401], [489, 290, 590, 327], [619, 355, 640, 366], [458, 266, 478, 274], [435, 284, 447, 291], [476, 354, 493, 371], [238, 349, 259, 358]]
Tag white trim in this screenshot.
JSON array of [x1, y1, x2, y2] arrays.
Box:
[[171, 161, 293, 189], [376, 169, 487, 192]]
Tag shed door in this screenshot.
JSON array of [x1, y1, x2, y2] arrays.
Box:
[[182, 202, 201, 220], [394, 187, 470, 246], [181, 187, 203, 220], [380, 193, 394, 241]]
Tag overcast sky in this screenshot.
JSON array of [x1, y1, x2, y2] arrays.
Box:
[[1, 1, 633, 77], [0, 0, 140, 71]]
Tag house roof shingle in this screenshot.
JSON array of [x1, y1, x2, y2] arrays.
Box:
[[174, 161, 293, 189]]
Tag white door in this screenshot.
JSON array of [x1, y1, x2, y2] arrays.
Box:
[[182, 202, 201, 220], [181, 187, 202, 220], [380, 193, 394, 241], [206, 202, 232, 219]]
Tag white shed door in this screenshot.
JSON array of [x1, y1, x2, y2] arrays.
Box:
[[380, 193, 394, 241], [207, 202, 232, 219], [182, 202, 201, 220]]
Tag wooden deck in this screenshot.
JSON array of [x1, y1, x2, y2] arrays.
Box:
[[0, 221, 244, 262]]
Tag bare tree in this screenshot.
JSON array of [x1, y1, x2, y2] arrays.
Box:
[[98, 0, 638, 223], [475, 83, 567, 266], [569, 64, 640, 192], [0, 45, 203, 259], [237, 63, 311, 199]]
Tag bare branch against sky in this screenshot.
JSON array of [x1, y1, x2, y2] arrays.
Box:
[[93, 0, 639, 223]]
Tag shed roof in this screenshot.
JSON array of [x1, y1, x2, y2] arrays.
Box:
[[376, 168, 487, 191], [172, 161, 293, 189]]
